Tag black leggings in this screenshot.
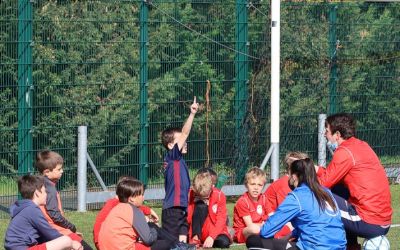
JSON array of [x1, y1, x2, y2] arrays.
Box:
[[191, 201, 230, 248], [81, 240, 94, 250], [246, 235, 299, 250], [148, 222, 178, 250]]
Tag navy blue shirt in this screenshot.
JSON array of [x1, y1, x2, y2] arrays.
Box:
[[162, 144, 190, 209], [5, 200, 63, 250]]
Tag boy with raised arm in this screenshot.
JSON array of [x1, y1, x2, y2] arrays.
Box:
[[161, 97, 199, 243]]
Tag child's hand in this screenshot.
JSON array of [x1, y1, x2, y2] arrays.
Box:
[[71, 240, 83, 250], [190, 96, 199, 114], [149, 209, 159, 223], [203, 236, 214, 248]]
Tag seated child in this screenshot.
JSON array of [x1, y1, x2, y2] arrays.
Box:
[[93, 176, 159, 250], [35, 150, 92, 249], [5, 175, 82, 250], [233, 167, 269, 243], [98, 178, 178, 250], [187, 172, 231, 248]]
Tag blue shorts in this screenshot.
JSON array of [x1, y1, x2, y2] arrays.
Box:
[[333, 194, 390, 242]]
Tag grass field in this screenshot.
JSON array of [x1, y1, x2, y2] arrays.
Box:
[[0, 185, 399, 249]]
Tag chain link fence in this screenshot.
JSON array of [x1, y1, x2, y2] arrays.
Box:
[[0, 0, 399, 246]]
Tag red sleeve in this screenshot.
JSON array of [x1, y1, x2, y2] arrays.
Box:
[[93, 198, 119, 246], [318, 148, 353, 188], [139, 205, 151, 216], [265, 183, 278, 214], [208, 193, 228, 239], [187, 190, 195, 226], [235, 198, 250, 218], [274, 225, 292, 239]]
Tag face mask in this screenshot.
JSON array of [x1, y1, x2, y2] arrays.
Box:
[[288, 177, 296, 191], [327, 140, 338, 154]]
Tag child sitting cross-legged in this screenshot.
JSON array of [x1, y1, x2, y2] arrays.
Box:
[[187, 172, 231, 248], [98, 178, 191, 250], [5, 175, 82, 250]]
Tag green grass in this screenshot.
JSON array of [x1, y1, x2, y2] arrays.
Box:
[[1, 186, 399, 249]]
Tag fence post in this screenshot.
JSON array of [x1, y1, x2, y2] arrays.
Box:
[[318, 114, 327, 167], [17, 0, 34, 175], [139, 0, 149, 185], [329, 4, 338, 114], [77, 126, 87, 212], [234, 0, 249, 183]]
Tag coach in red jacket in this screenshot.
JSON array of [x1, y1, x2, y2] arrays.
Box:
[[316, 113, 392, 248]]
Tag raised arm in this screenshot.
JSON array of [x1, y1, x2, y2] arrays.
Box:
[[177, 96, 199, 150]]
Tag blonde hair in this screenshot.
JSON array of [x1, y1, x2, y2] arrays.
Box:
[[284, 151, 309, 170], [244, 167, 266, 186], [192, 172, 213, 198]]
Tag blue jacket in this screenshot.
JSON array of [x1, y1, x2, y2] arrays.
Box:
[[4, 199, 63, 250], [162, 144, 190, 209], [260, 184, 346, 250]]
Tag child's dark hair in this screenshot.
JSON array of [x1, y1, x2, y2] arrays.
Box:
[[197, 168, 218, 185], [325, 113, 356, 139], [290, 158, 337, 211], [161, 127, 182, 150], [116, 178, 144, 203], [35, 150, 64, 173], [18, 175, 45, 199]]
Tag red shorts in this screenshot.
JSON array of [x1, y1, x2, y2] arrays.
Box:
[[234, 229, 246, 243], [28, 243, 47, 250], [68, 233, 82, 242], [135, 242, 151, 250]]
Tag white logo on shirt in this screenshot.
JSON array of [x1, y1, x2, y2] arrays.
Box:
[[257, 205, 263, 215], [212, 204, 218, 214]]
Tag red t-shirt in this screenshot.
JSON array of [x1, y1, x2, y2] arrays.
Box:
[[233, 192, 268, 243], [318, 137, 392, 225], [264, 175, 291, 214], [93, 198, 151, 249]]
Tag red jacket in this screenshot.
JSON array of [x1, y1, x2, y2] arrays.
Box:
[[318, 137, 392, 225], [187, 188, 231, 242]]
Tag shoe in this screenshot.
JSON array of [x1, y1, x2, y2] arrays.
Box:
[[171, 241, 197, 250]]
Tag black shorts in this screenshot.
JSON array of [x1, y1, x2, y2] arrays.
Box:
[[162, 207, 189, 240]]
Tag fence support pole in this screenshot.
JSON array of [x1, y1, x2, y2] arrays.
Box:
[[139, 0, 149, 185], [77, 126, 87, 212], [17, 0, 34, 175], [234, 0, 249, 183], [329, 4, 338, 114], [318, 114, 327, 167]]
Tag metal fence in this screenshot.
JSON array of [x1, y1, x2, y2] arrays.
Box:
[[0, 1, 399, 243]]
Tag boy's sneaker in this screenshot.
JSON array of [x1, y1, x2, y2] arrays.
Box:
[[171, 241, 197, 250]]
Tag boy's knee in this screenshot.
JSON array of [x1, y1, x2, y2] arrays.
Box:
[[214, 235, 230, 248], [246, 235, 261, 248]]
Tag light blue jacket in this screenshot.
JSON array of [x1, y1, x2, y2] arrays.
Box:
[[260, 184, 346, 250]]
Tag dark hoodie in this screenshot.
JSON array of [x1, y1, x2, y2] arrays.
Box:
[[4, 199, 62, 250]]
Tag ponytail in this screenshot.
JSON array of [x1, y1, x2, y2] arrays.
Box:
[[290, 158, 337, 211]]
